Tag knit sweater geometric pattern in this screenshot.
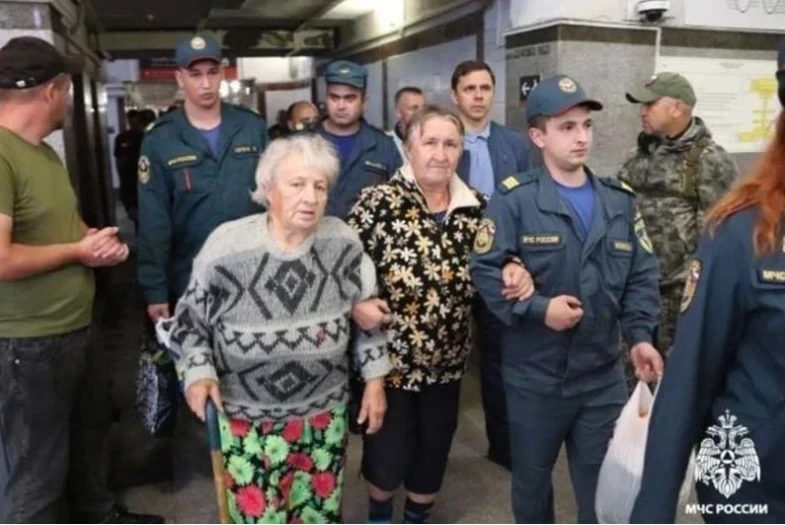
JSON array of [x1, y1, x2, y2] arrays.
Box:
[[167, 213, 391, 423]]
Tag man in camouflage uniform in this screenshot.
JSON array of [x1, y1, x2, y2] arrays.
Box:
[[618, 72, 737, 364]]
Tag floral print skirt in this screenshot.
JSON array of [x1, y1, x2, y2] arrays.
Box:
[[219, 404, 348, 524]]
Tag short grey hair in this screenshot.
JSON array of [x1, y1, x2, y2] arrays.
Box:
[[404, 104, 465, 146], [251, 134, 340, 208]]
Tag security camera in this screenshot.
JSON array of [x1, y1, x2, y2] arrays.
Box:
[[636, 0, 670, 22]]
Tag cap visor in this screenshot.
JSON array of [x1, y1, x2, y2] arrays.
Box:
[[625, 86, 660, 104], [552, 98, 604, 116], [326, 79, 364, 90], [183, 56, 221, 68]]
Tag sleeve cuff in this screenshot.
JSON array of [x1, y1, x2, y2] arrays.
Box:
[[627, 328, 653, 347], [512, 295, 550, 322], [353, 329, 392, 381], [144, 288, 170, 305], [181, 358, 218, 391]]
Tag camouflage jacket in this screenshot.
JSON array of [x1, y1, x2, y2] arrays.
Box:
[[617, 117, 737, 287]]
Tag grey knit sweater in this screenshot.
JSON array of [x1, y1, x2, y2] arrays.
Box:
[[167, 213, 391, 422]]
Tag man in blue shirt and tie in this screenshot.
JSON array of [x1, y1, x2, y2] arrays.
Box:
[[451, 60, 531, 469]]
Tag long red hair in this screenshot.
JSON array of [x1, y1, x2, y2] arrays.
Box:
[[706, 111, 785, 255]]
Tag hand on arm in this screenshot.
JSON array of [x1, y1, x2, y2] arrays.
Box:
[[352, 298, 393, 331], [501, 260, 535, 301]]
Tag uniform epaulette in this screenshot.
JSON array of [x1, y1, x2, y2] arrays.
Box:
[[144, 114, 174, 134], [598, 176, 635, 196], [497, 172, 535, 194]]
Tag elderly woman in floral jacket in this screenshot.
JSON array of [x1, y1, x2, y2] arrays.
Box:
[[347, 105, 532, 523]]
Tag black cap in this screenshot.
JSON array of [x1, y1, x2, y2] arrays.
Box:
[[526, 75, 602, 122], [0, 36, 81, 90]]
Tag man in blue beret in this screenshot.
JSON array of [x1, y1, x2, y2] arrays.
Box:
[[313, 59, 402, 218], [470, 74, 663, 523]]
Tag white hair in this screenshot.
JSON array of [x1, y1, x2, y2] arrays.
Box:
[[251, 134, 340, 208]]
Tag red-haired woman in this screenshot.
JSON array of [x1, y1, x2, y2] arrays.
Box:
[[630, 54, 785, 524]]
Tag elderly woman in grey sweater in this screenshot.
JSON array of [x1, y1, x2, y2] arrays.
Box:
[[165, 134, 391, 524]]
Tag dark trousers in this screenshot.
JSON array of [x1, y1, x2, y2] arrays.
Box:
[[0, 329, 88, 523], [362, 382, 461, 495], [67, 323, 117, 519], [505, 380, 627, 524], [476, 299, 509, 466]]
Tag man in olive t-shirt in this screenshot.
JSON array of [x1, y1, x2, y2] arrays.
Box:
[[0, 37, 130, 523]]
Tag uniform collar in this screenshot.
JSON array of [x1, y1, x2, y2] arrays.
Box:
[[399, 162, 481, 214]]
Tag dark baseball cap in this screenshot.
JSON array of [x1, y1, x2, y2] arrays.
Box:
[[324, 60, 367, 90], [526, 75, 603, 122], [0, 36, 81, 90], [175, 35, 222, 69], [626, 72, 697, 107]]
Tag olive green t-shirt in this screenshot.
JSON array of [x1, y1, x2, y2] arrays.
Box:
[[0, 127, 95, 337]]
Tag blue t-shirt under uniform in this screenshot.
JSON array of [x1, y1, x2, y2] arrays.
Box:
[[555, 179, 595, 242], [325, 132, 358, 164], [199, 125, 221, 158]]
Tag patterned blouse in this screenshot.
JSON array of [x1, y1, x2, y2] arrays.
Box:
[[346, 164, 485, 391]]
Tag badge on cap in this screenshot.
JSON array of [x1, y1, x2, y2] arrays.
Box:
[[645, 74, 658, 86], [191, 37, 206, 50], [339, 67, 350, 75], [558, 77, 577, 93]]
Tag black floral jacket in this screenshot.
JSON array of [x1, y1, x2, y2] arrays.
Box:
[[346, 165, 485, 391]]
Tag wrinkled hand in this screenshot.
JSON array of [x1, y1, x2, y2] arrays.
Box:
[[502, 261, 534, 301], [352, 298, 393, 331], [147, 303, 171, 323], [631, 342, 664, 383], [185, 379, 223, 422], [544, 295, 584, 331], [358, 378, 386, 434]]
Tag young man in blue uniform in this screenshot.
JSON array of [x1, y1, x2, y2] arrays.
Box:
[[137, 35, 268, 321], [313, 60, 402, 218], [470, 75, 664, 523], [451, 60, 533, 469]]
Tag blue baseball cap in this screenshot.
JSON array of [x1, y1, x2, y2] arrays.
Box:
[[175, 35, 222, 69], [526, 75, 602, 122], [324, 60, 367, 90]]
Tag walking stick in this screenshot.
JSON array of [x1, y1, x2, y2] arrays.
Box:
[[206, 399, 231, 524]]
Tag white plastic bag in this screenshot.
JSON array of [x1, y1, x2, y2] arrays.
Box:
[[595, 381, 694, 524]]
